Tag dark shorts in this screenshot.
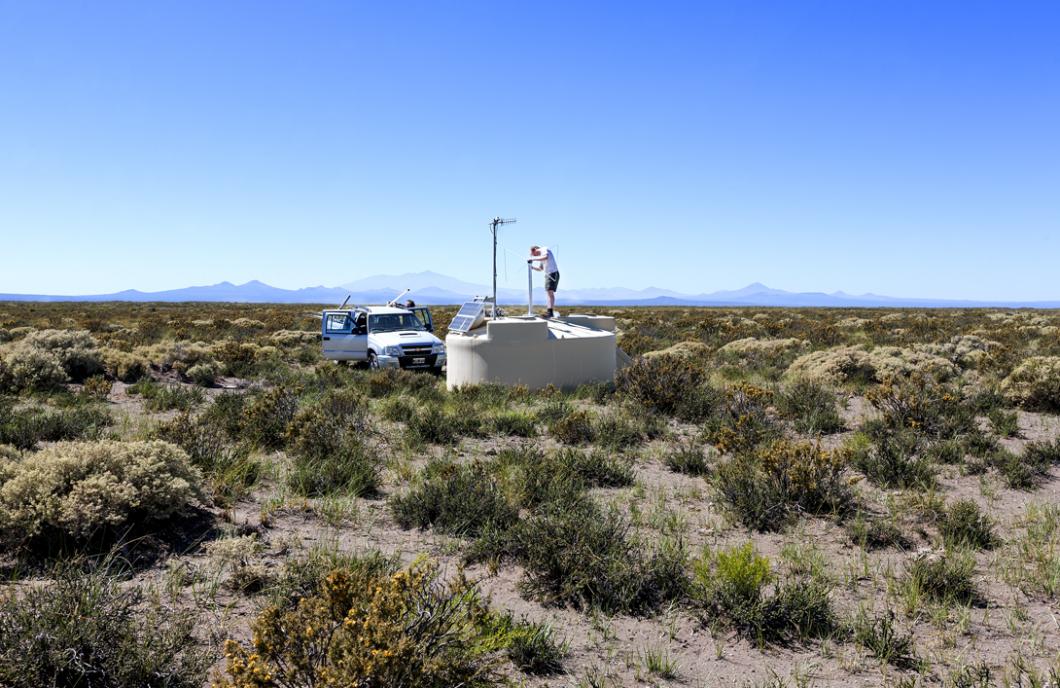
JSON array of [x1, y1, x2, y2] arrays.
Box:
[[545, 271, 560, 292]]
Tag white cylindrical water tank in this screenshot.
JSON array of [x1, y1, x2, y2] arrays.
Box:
[[446, 315, 617, 390]]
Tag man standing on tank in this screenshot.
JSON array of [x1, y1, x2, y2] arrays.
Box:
[[528, 245, 560, 318]]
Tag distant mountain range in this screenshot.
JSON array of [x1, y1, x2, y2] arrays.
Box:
[[2, 272, 1058, 308]]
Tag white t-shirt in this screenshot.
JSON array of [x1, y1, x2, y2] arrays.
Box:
[[540, 247, 558, 274]]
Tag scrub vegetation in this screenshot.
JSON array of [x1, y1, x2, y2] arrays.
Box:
[[1, 302, 1060, 687]]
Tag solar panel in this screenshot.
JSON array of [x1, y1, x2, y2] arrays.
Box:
[[448, 302, 486, 333]]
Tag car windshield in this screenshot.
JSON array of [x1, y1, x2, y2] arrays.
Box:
[[368, 313, 427, 333]]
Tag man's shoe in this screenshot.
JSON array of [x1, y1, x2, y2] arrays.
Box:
[[545, 309, 554, 319]]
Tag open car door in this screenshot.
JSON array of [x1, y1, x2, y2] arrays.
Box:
[[322, 310, 368, 361], [409, 306, 434, 333]]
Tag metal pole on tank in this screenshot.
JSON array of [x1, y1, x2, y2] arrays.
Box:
[[489, 216, 516, 319], [527, 260, 533, 316]]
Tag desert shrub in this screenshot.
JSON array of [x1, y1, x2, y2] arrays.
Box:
[[1001, 356, 1060, 411], [128, 379, 206, 412], [0, 561, 210, 687], [199, 391, 248, 438], [0, 440, 202, 552], [987, 408, 1019, 437], [488, 410, 537, 437], [939, 500, 996, 550], [288, 434, 380, 498], [616, 354, 719, 421], [21, 329, 103, 382], [284, 392, 368, 462], [185, 360, 221, 386], [406, 405, 483, 445], [378, 394, 418, 422], [81, 374, 113, 400], [786, 346, 876, 386], [489, 447, 634, 513], [593, 408, 661, 449], [2, 346, 68, 391], [846, 512, 911, 550], [241, 386, 299, 449], [549, 408, 596, 444], [215, 560, 502, 688], [392, 460, 519, 537], [927, 438, 966, 465], [851, 609, 919, 669], [851, 425, 935, 489], [715, 337, 808, 381], [775, 378, 845, 434], [666, 442, 712, 476], [868, 346, 959, 382], [497, 618, 567, 675], [153, 412, 259, 504], [512, 498, 687, 614], [100, 348, 150, 382], [904, 549, 978, 606], [0, 400, 112, 450], [705, 384, 781, 455], [365, 367, 443, 401], [713, 440, 852, 531], [986, 438, 1059, 489], [866, 377, 976, 440], [921, 335, 999, 370], [693, 543, 836, 644]]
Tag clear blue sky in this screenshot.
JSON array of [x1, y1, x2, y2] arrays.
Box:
[[1, 1, 1058, 299]]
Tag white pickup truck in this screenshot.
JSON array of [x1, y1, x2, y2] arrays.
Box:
[[321, 305, 446, 372]]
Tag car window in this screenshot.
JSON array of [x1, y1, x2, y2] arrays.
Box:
[[368, 313, 427, 333], [324, 313, 351, 333]]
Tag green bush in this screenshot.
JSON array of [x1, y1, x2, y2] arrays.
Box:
[[904, 549, 978, 605], [512, 498, 687, 614], [986, 442, 1057, 490], [0, 561, 210, 687], [128, 379, 206, 412], [851, 610, 919, 669], [775, 378, 845, 435], [987, 408, 1020, 438], [185, 360, 222, 386], [865, 377, 976, 440], [0, 440, 203, 552], [0, 401, 112, 450], [391, 460, 519, 537], [694, 543, 836, 644], [503, 620, 567, 675], [199, 391, 248, 438], [241, 386, 299, 449], [406, 405, 482, 445], [488, 410, 537, 437], [704, 384, 780, 455], [713, 440, 852, 531], [548, 409, 596, 444], [666, 442, 712, 476], [365, 367, 443, 401], [287, 435, 380, 498], [939, 499, 996, 550], [851, 425, 935, 489], [153, 412, 259, 505], [616, 354, 719, 421]]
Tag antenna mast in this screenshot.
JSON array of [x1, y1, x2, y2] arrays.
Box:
[[489, 216, 516, 319]]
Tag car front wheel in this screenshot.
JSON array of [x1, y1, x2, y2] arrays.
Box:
[[367, 351, 379, 369]]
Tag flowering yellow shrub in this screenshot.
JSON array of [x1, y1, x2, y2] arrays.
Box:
[[214, 560, 501, 688]]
